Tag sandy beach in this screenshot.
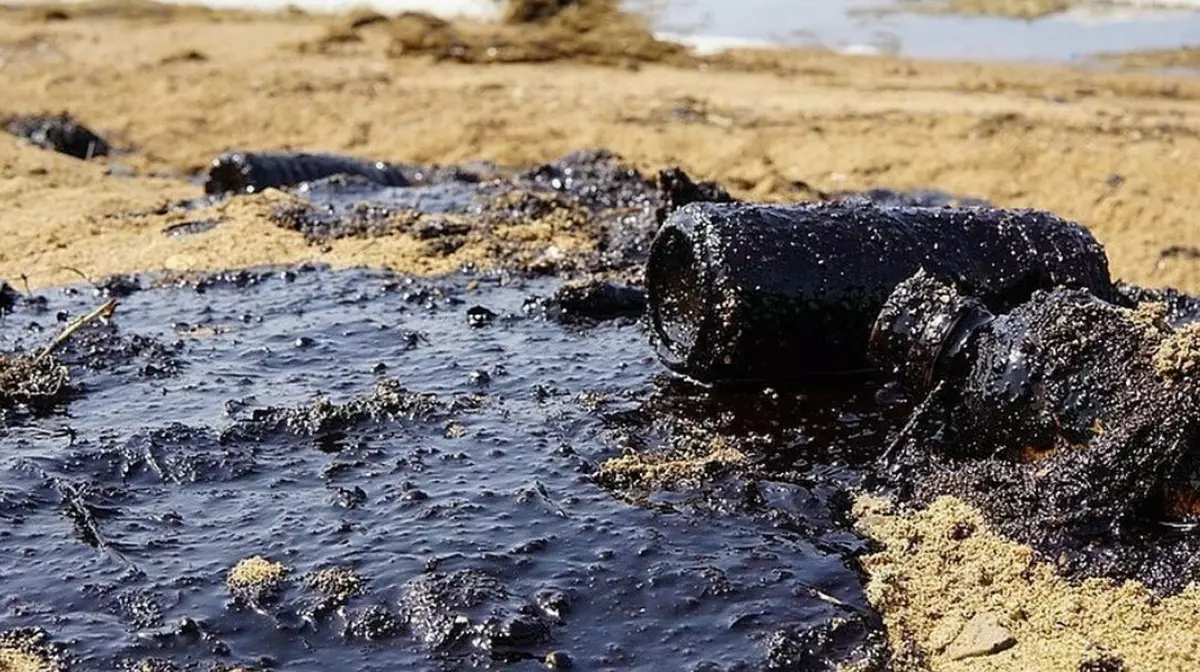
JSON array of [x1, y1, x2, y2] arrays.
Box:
[[2, 1, 1199, 669]]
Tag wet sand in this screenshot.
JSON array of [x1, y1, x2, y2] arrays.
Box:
[[2, 2, 1200, 669]]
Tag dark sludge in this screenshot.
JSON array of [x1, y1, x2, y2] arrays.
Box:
[[4, 112, 110, 160], [645, 201, 1114, 384], [203, 151, 412, 195], [0, 267, 892, 670], [868, 271, 1200, 590]]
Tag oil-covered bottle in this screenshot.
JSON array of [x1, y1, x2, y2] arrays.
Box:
[[646, 201, 1114, 384], [869, 270, 1200, 528]]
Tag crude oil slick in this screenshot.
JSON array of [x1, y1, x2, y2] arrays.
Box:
[[0, 266, 891, 670]]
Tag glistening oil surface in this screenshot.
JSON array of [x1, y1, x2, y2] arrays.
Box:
[[0, 266, 891, 670]]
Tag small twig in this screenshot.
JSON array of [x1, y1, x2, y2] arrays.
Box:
[[57, 266, 93, 284], [36, 299, 117, 363]]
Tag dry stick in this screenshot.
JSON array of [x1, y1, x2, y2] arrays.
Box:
[[35, 298, 117, 363]]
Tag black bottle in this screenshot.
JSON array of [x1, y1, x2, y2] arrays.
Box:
[[645, 201, 1114, 384]]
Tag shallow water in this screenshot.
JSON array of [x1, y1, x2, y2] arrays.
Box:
[[642, 0, 1200, 64], [0, 267, 893, 670]]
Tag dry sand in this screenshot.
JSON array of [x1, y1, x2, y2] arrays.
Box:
[[2, 3, 1200, 669], [855, 497, 1200, 670]]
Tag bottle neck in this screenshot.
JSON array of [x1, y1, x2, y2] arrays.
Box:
[[869, 272, 996, 395]]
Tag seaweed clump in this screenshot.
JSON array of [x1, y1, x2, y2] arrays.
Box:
[[381, 0, 690, 67]]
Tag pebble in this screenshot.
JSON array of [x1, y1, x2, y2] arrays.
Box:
[[945, 612, 1016, 661]]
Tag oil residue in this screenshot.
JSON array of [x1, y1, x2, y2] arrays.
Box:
[[0, 266, 892, 670]]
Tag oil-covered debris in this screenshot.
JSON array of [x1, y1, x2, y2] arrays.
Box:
[[653, 166, 735, 226], [203, 151, 412, 195], [0, 627, 70, 672], [223, 377, 449, 440], [55, 321, 183, 379], [270, 150, 706, 275], [0, 353, 70, 413], [400, 569, 551, 661], [869, 271, 1200, 591], [0, 282, 19, 313], [646, 201, 1114, 384], [0, 267, 887, 670], [3, 112, 110, 160], [763, 616, 890, 672]]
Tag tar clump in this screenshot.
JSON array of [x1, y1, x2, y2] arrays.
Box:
[[4, 112, 110, 160], [400, 569, 550, 661], [307, 566, 364, 603], [550, 278, 645, 323], [646, 201, 1113, 384], [226, 555, 290, 608], [869, 271, 1200, 590], [227, 378, 445, 439]]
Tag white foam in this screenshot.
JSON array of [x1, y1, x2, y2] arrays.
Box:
[[654, 32, 774, 56]]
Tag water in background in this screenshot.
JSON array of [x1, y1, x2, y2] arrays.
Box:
[[7, 0, 1198, 64], [640, 0, 1200, 63]]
